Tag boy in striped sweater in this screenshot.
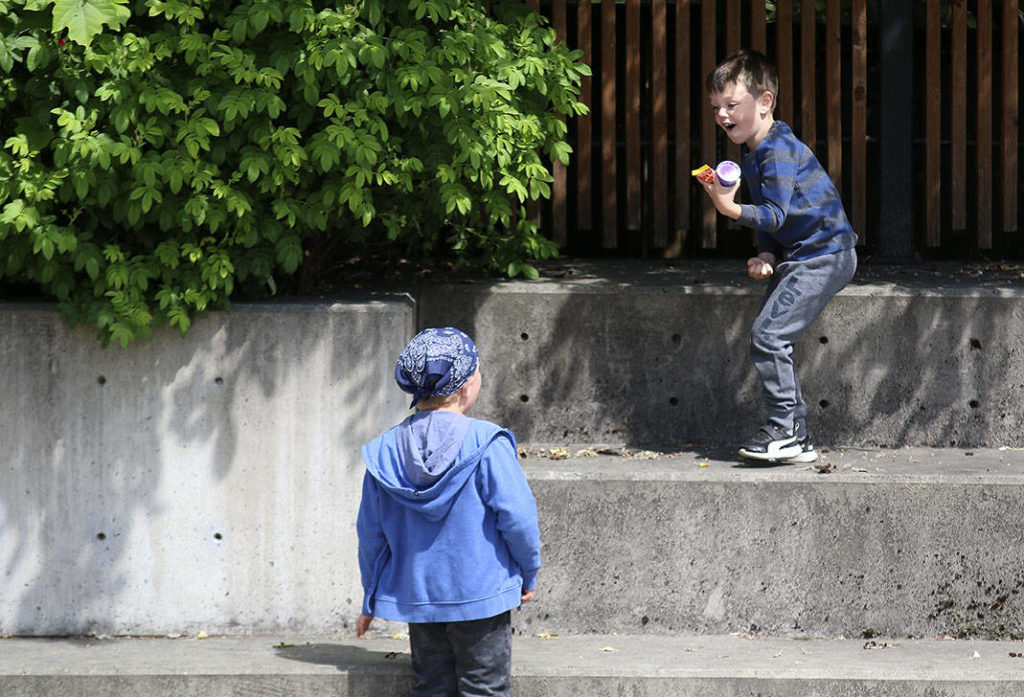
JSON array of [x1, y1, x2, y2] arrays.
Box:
[[698, 49, 858, 463]]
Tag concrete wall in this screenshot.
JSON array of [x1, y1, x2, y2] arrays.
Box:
[[0, 297, 413, 636], [4, 264, 1024, 636], [518, 457, 1024, 639], [418, 271, 1024, 448]]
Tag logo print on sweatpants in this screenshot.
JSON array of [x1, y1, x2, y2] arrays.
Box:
[[759, 277, 803, 330]]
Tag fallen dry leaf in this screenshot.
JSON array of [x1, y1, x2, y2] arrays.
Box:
[[536, 632, 558, 640], [863, 640, 893, 650]]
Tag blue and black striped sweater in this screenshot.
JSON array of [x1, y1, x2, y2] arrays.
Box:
[[737, 120, 858, 261]]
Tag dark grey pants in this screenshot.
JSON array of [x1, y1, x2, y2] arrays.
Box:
[[408, 611, 512, 697], [750, 248, 857, 435]]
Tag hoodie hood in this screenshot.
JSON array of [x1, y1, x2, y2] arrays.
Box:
[[397, 410, 471, 487], [362, 412, 505, 522]]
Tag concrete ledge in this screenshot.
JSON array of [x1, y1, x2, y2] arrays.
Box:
[[2, 634, 1023, 697], [518, 447, 1024, 639], [417, 260, 1024, 448]]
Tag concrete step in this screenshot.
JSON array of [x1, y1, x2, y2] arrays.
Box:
[[519, 446, 1024, 639], [3, 634, 1024, 696], [416, 259, 1024, 448]]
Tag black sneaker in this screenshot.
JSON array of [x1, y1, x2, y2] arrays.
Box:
[[738, 424, 802, 461], [783, 437, 818, 463]]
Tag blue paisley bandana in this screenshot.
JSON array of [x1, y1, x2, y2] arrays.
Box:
[[395, 327, 479, 408]]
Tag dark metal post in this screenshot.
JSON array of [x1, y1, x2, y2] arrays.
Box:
[[875, 0, 917, 260]]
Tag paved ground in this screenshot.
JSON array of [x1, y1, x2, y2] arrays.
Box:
[[3, 632, 1024, 681]]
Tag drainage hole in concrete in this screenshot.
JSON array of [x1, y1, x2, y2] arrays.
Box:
[[97, 376, 107, 385], [97, 532, 106, 540], [969, 399, 980, 409], [520, 332, 529, 341], [520, 395, 529, 403], [970, 338, 982, 350], [214, 532, 223, 540], [819, 399, 829, 409], [671, 333, 681, 344], [819, 336, 829, 345], [214, 376, 224, 385], [669, 397, 679, 406]]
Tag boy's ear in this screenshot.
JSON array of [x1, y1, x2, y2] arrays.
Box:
[[758, 90, 775, 115]]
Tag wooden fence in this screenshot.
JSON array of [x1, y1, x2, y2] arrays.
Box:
[[525, 0, 1024, 259]]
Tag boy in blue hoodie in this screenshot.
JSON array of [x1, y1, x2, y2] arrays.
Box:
[[356, 327, 541, 697]]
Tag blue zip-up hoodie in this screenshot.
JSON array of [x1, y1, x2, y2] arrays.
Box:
[[357, 410, 541, 623]]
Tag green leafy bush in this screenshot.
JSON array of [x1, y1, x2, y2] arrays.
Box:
[[0, 0, 589, 345]]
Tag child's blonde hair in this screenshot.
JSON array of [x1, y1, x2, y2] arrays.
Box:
[[706, 49, 778, 113], [416, 392, 460, 410]]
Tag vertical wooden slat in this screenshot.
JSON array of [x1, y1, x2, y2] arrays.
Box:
[[651, 0, 667, 247], [726, 0, 740, 54], [576, 0, 593, 231], [750, 0, 766, 54], [701, 0, 716, 248], [1003, 0, 1018, 233], [601, 0, 617, 248], [776, 0, 794, 126], [924, 0, 941, 246], [673, 0, 691, 249], [951, 0, 967, 229], [851, 0, 867, 242], [825, 0, 841, 186], [724, 0, 741, 167], [977, 0, 992, 248], [550, 0, 567, 246], [800, 0, 816, 151], [625, 0, 641, 232]]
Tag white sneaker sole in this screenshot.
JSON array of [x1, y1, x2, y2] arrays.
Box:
[[738, 440, 802, 461], [784, 448, 819, 464]]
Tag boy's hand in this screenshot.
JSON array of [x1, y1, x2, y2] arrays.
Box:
[[699, 177, 742, 220], [356, 614, 373, 637], [747, 253, 776, 280], [521, 589, 535, 604]]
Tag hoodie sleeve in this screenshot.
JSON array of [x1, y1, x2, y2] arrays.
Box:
[[477, 433, 542, 590], [356, 470, 389, 616], [737, 146, 797, 237]]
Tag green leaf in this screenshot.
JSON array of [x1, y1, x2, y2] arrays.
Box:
[[52, 0, 131, 46]]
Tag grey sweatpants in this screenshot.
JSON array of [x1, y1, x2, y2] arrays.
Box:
[[750, 248, 857, 436]]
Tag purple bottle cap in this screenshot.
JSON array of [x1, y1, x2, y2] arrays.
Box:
[[716, 160, 741, 187]]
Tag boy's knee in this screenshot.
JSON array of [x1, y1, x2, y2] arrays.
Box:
[[749, 325, 779, 354]]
